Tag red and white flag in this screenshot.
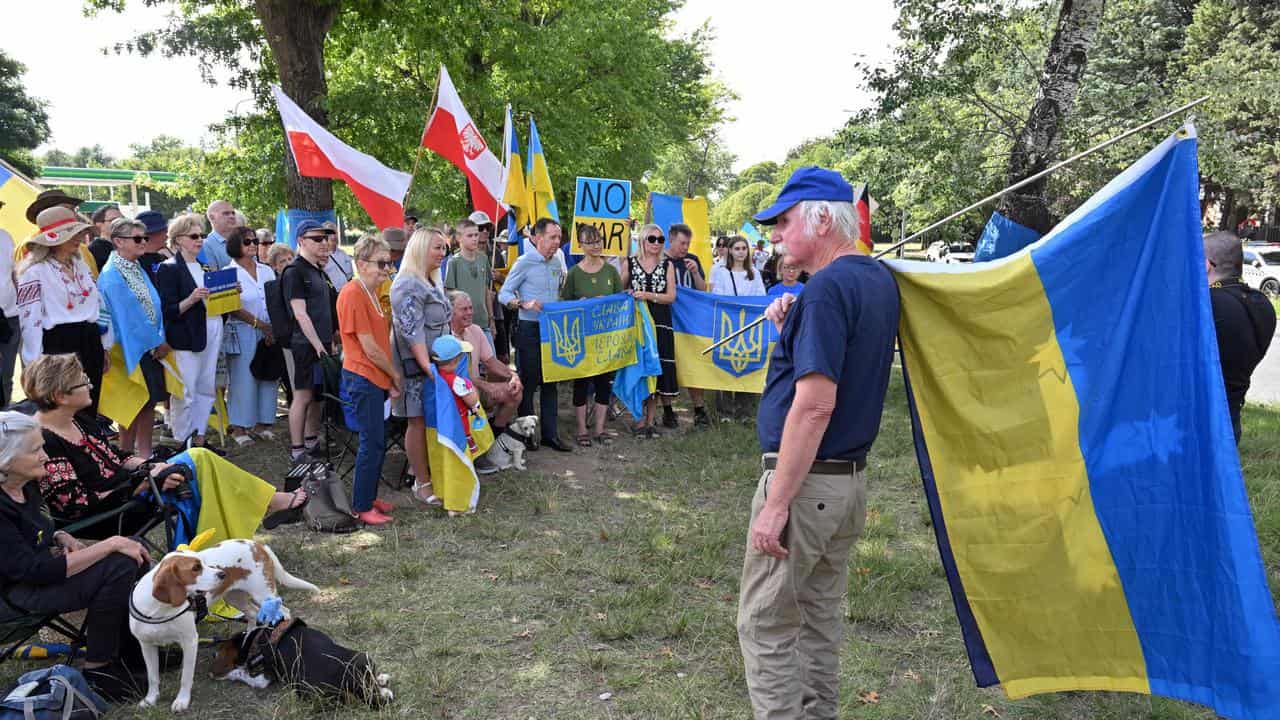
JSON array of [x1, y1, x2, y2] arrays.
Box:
[[854, 183, 876, 255], [272, 85, 411, 230], [420, 65, 507, 222]]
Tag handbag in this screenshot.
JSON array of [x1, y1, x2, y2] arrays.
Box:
[[249, 338, 286, 382], [0, 665, 107, 720]]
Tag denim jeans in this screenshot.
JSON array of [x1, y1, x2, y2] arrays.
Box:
[[341, 369, 386, 512], [514, 320, 559, 442]]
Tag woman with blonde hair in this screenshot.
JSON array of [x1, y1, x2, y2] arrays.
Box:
[[17, 207, 113, 414], [390, 227, 452, 504], [619, 223, 677, 437], [154, 213, 223, 451]]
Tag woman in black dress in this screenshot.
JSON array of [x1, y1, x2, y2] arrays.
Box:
[[620, 223, 678, 437]]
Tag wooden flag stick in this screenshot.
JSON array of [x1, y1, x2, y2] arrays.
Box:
[[701, 96, 1209, 356], [404, 68, 444, 212]]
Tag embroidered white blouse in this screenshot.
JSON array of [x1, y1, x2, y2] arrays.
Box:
[[17, 257, 112, 364]]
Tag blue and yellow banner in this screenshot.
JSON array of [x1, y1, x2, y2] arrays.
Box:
[[649, 192, 712, 276], [888, 127, 1280, 719], [670, 288, 777, 393], [526, 118, 558, 223], [538, 293, 637, 382], [0, 160, 38, 248]]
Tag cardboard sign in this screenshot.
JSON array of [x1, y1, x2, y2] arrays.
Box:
[[204, 268, 241, 316], [571, 177, 631, 256]]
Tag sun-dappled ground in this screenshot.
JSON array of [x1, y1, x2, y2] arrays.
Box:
[[7, 373, 1280, 719]]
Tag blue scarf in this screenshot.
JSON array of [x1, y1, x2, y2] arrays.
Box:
[[98, 255, 164, 373]]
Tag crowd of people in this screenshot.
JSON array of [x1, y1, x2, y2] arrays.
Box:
[[0, 181, 824, 702]]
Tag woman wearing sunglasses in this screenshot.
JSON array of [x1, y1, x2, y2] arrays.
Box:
[[17, 206, 112, 416], [223, 227, 280, 446], [155, 214, 222, 452], [620, 223, 678, 437], [97, 218, 171, 459]]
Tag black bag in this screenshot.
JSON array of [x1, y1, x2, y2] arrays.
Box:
[[264, 267, 295, 347], [249, 339, 286, 382]]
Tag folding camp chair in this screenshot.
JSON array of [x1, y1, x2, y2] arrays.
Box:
[[0, 589, 87, 664], [316, 355, 410, 489]]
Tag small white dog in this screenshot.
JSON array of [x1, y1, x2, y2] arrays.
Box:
[[484, 415, 537, 471], [129, 541, 318, 712]]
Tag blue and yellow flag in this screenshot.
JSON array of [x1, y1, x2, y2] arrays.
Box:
[[537, 294, 637, 382], [888, 127, 1280, 719], [649, 192, 712, 277], [99, 345, 184, 428], [423, 362, 493, 514], [502, 106, 532, 231], [526, 118, 558, 223], [0, 160, 38, 248], [613, 301, 661, 419], [670, 288, 777, 393]]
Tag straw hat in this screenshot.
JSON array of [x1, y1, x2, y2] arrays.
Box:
[[28, 207, 93, 247]]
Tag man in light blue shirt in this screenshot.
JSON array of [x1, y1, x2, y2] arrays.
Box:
[[498, 218, 570, 451], [199, 199, 237, 269]]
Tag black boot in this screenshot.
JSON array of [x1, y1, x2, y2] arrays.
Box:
[[662, 405, 678, 429]]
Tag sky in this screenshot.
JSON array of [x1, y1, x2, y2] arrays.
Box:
[[11, 0, 898, 172]]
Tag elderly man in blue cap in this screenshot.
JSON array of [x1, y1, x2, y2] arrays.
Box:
[[736, 167, 900, 719]]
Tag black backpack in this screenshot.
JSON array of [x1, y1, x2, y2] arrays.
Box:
[[264, 265, 296, 347]]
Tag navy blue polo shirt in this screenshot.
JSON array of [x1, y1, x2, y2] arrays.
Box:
[[757, 254, 900, 462]]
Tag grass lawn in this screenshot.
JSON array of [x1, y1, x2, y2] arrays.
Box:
[[12, 372, 1280, 719]]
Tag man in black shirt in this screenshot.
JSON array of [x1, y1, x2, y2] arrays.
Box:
[[134, 211, 171, 282], [283, 220, 336, 461], [1205, 231, 1276, 443]]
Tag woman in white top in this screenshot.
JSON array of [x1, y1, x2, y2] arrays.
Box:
[[223, 228, 278, 445], [16, 207, 112, 414], [709, 236, 766, 296], [155, 214, 223, 451]]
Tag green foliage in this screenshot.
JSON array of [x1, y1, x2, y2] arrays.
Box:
[[91, 0, 726, 228], [0, 49, 51, 176], [710, 181, 775, 233]]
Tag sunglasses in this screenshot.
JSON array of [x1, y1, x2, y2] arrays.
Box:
[[302, 234, 329, 243], [362, 259, 393, 269], [113, 234, 147, 244], [179, 233, 206, 240], [242, 238, 261, 246], [645, 235, 665, 244]]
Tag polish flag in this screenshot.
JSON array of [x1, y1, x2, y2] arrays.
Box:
[[272, 85, 411, 230], [420, 65, 507, 222]]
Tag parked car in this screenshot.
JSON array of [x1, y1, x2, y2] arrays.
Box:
[[1243, 247, 1280, 297], [925, 241, 976, 264]]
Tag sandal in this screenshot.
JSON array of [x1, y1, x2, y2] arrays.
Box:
[[629, 424, 649, 437], [232, 433, 254, 447], [593, 433, 613, 447], [262, 488, 308, 529], [576, 434, 593, 448], [412, 482, 443, 507]]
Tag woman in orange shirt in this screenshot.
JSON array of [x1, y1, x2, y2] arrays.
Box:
[[336, 235, 402, 526]]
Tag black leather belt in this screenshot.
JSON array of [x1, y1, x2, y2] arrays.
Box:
[[762, 454, 866, 474]]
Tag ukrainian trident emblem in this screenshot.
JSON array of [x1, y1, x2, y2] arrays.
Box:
[[549, 309, 585, 368], [713, 303, 766, 377]]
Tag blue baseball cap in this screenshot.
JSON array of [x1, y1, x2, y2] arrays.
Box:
[[135, 210, 167, 235], [753, 166, 855, 225], [430, 335, 474, 362], [295, 220, 325, 241]]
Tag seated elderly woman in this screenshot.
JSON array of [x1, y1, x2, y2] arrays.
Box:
[[23, 354, 308, 542], [0, 410, 151, 702]]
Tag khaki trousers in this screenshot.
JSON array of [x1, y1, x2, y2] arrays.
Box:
[[737, 457, 867, 720]]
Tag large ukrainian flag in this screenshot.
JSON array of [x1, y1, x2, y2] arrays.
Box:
[[0, 160, 39, 248], [887, 126, 1280, 719], [670, 288, 777, 393]]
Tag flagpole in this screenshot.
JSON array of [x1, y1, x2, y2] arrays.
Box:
[[405, 68, 445, 212], [701, 95, 1210, 356], [872, 94, 1209, 260]]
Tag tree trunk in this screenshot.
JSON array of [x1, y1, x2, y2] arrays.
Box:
[[256, 0, 339, 211], [1218, 188, 1236, 231], [999, 0, 1107, 234]]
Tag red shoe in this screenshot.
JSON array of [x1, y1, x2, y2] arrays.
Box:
[[355, 509, 394, 526], [371, 498, 395, 514]]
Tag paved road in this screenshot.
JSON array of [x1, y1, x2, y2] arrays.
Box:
[[1247, 329, 1280, 407]]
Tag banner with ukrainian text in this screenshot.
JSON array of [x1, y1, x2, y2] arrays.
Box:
[[888, 127, 1280, 720], [670, 288, 777, 393], [538, 293, 638, 382]]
